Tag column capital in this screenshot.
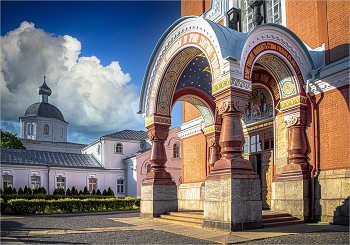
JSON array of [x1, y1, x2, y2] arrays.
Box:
[[215, 88, 250, 115], [283, 108, 307, 127], [146, 123, 170, 141]]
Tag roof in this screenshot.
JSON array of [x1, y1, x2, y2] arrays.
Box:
[[124, 148, 151, 160], [104, 130, 148, 140], [1, 148, 102, 168], [23, 102, 66, 122]]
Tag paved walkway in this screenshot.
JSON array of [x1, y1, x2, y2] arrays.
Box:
[[1, 211, 349, 244]]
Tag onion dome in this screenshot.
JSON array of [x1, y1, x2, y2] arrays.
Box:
[[37, 76, 52, 97]]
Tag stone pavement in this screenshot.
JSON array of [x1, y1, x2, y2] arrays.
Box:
[[1, 211, 349, 244]]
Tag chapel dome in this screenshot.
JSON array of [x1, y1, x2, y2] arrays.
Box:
[[24, 102, 66, 122]]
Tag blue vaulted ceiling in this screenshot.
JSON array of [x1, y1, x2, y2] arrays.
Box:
[[175, 53, 214, 99]]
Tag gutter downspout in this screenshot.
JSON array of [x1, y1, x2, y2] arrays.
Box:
[[306, 78, 317, 221], [48, 165, 50, 195]]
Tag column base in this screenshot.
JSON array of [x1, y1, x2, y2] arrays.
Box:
[[203, 177, 263, 231], [271, 178, 310, 221], [140, 185, 177, 218]]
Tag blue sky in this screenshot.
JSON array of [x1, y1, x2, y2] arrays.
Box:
[[1, 0, 183, 144]]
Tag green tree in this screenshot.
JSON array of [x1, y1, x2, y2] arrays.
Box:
[[1, 130, 26, 149]]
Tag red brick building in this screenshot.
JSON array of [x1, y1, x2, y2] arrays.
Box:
[[139, 0, 349, 229]]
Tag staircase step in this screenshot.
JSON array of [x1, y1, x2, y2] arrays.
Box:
[[263, 219, 304, 228], [262, 212, 290, 219], [160, 214, 203, 223], [153, 217, 203, 227], [167, 211, 204, 219], [263, 216, 298, 224]]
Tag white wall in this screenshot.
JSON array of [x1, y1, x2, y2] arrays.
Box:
[[1, 164, 126, 197], [102, 137, 144, 170], [20, 139, 86, 154], [20, 116, 68, 143]]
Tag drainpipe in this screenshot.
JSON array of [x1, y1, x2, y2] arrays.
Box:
[[47, 165, 50, 195], [306, 78, 317, 221]]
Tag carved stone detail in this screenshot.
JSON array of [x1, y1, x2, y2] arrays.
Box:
[[248, 0, 264, 28], [205, 131, 221, 172]]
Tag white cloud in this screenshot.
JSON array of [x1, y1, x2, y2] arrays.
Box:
[[1, 21, 143, 142]]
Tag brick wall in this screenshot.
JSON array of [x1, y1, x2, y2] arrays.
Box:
[[182, 101, 202, 123], [182, 133, 207, 183], [181, 0, 211, 17], [286, 0, 320, 49], [327, 0, 350, 63], [307, 85, 349, 171]]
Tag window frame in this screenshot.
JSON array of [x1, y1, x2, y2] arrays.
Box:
[[88, 178, 97, 192], [56, 177, 65, 191], [2, 175, 13, 189], [115, 142, 123, 154], [44, 124, 49, 135], [117, 179, 124, 193], [173, 143, 180, 158], [31, 176, 41, 190]]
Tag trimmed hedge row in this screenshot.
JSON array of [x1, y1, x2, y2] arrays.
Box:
[[7, 198, 140, 215], [1, 194, 115, 202]]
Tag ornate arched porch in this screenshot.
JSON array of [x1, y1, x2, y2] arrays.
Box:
[[139, 16, 315, 230]]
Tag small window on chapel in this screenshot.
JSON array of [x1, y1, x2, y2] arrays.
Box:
[[44, 124, 49, 135], [115, 143, 123, 154]]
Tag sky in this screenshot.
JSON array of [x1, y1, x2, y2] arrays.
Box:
[[1, 0, 184, 144]]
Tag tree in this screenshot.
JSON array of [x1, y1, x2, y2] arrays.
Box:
[[91, 189, 96, 195], [107, 187, 114, 196], [83, 186, 89, 195], [96, 189, 102, 195], [1, 130, 26, 149], [71, 186, 78, 195], [102, 189, 108, 196], [66, 188, 71, 196], [18, 187, 24, 195]]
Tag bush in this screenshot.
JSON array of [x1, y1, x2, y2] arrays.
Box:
[[107, 187, 114, 197], [83, 187, 89, 195], [78, 190, 83, 195], [18, 187, 24, 195], [91, 189, 96, 195], [32, 188, 38, 195], [12, 187, 17, 195], [1, 198, 6, 214], [102, 189, 108, 196], [23, 186, 32, 195], [38, 187, 47, 194], [66, 188, 71, 196], [7, 197, 141, 215], [4, 186, 13, 195], [96, 189, 102, 195], [71, 186, 78, 196]]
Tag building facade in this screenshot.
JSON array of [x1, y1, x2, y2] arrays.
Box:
[[138, 0, 349, 229], [124, 127, 181, 198]]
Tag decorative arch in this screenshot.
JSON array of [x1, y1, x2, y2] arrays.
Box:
[[140, 17, 225, 125], [240, 25, 314, 113]]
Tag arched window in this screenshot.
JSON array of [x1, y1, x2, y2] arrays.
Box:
[[44, 124, 49, 135], [146, 163, 151, 173], [173, 143, 180, 158], [60, 127, 63, 137], [27, 123, 31, 135], [115, 143, 123, 154]]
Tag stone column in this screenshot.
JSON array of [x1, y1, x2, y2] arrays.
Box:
[[140, 123, 177, 218], [271, 110, 311, 221], [205, 131, 221, 173], [203, 88, 263, 231], [248, 0, 264, 29]]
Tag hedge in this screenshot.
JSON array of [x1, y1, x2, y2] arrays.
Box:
[[7, 198, 140, 215], [1, 198, 6, 214], [1, 194, 115, 202]]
